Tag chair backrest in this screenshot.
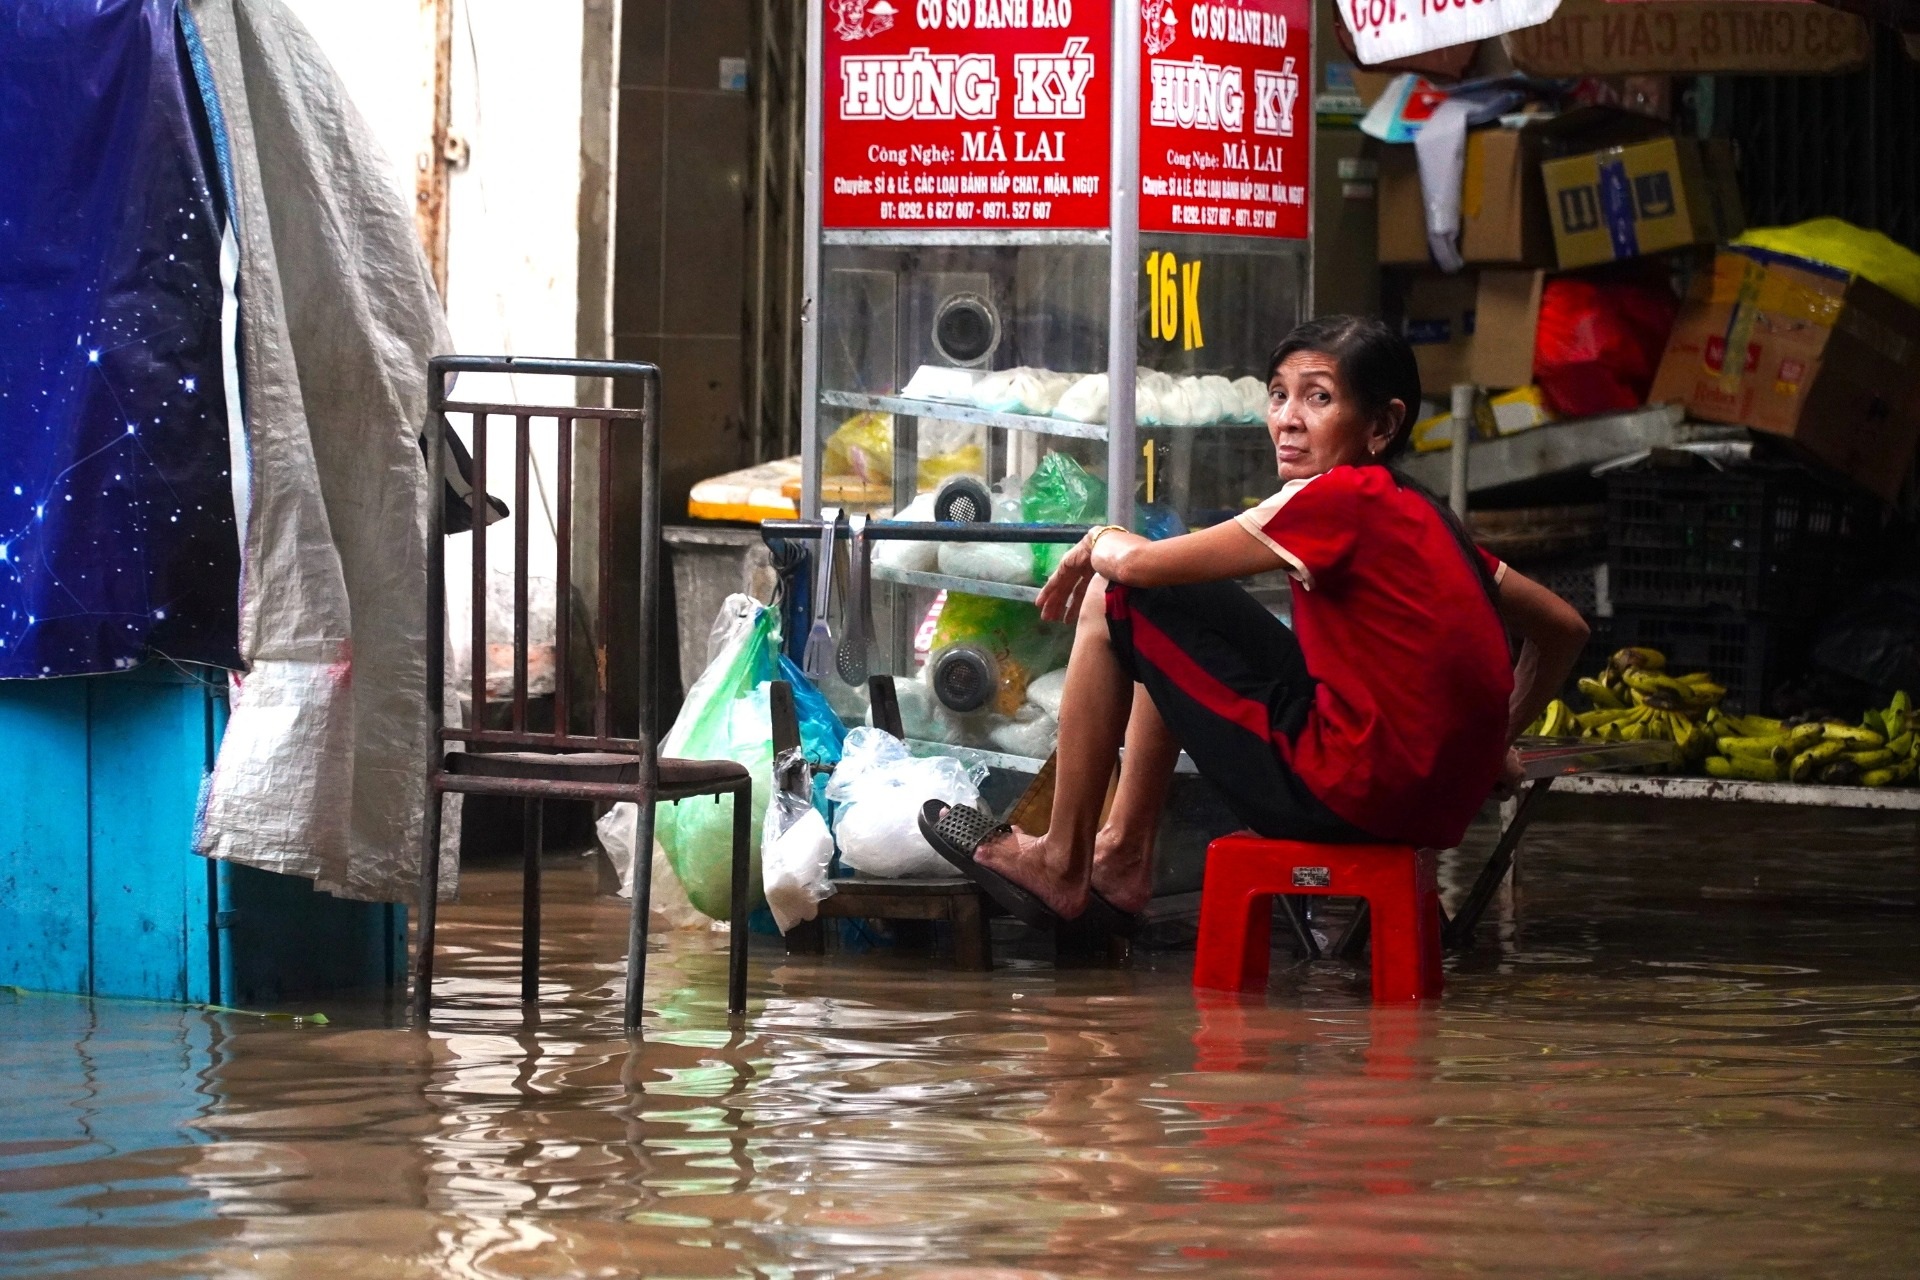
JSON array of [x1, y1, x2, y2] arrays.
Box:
[[424, 356, 662, 757]]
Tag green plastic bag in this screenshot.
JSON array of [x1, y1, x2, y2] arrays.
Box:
[[1022, 452, 1108, 583], [655, 605, 777, 919]]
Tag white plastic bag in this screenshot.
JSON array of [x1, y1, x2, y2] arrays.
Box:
[[594, 803, 710, 930], [937, 539, 1034, 583], [761, 785, 835, 933], [1232, 376, 1268, 423], [874, 492, 941, 572], [1197, 375, 1238, 424], [1053, 373, 1109, 424], [1025, 666, 1068, 719], [989, 705, 1058, 758], [826, 726, 987, 877]]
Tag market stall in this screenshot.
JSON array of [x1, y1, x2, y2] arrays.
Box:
[[788, 0, 1314, 770]]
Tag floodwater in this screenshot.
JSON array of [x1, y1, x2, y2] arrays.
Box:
[[5, 796, 1919, 1279]]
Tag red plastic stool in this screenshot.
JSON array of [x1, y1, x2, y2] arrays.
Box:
[[1193, 834, 1443, 1003]]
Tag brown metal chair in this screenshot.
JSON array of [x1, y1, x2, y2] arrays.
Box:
[[413, 356, 752, 1031]]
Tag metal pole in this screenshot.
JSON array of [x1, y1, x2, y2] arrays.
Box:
[[780, 0, 806, 465], [748, 0, 774, 461], [1104, 0, 1142, 528], [798, 0, 824, 517], [1448, 382, 1474, 517]]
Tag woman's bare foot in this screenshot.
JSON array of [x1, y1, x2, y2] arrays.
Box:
[[1091, 827, 1154, 914], [972, 826, 1091, 920]]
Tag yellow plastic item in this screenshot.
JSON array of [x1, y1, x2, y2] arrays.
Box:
[[822, 411, 894, 483], [1734, 218, 1920, 311], [1410, 396, 1495, 453], [1488, 385, 1554, 437], [686, 457, 801, 522]]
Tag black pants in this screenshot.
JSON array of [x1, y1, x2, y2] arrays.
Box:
[[1105, 580, 1375, 844]]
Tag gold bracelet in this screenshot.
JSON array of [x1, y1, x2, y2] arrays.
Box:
[[1086, 523, 1127, 555]]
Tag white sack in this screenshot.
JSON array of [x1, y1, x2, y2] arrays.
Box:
[[190, 0, 445, 903]]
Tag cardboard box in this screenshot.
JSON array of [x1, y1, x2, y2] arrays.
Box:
[[1403, 272, 1480, 393], [1402, 269, 1546, 396], [1541, 136, 1744, 270], [1377, 127, 1558, 268], [1650, 248, 1920, 501], [1471, 269, 1546, 390]]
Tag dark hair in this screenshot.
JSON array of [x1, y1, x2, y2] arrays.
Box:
[[1266, 315, 1423, 461], [1268, 315, 1500, 608]]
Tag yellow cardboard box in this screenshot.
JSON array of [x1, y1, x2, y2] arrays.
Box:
[[1540, 137, 1743, 269]]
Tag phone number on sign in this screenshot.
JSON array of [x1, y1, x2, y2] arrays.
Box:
[[878, 200, 1056, 220]]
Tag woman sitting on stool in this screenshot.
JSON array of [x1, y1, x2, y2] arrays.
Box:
[[920, 315, 1591, 928]]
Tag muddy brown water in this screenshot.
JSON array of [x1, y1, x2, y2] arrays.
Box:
[[5, 797, 1919, 1278]]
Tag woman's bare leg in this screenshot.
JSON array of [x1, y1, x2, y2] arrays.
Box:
[[1091, 687, 1178, 912], [972, 577, 1134, 918]]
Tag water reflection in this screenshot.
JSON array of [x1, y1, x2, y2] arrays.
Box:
[[3, 800, 1919, 1276]]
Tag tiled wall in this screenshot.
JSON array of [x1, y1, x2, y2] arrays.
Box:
[[605, 0, 754, 725], [615, 0, 752, 518]]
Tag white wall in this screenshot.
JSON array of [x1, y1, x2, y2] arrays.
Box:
[[282, 0, 590, 677]]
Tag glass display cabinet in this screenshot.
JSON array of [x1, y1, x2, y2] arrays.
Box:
[[787, 0, 1314, 768]]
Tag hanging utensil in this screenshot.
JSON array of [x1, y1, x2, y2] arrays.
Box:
[[801, 507, 840, 680], [835, 512, 873, 686]]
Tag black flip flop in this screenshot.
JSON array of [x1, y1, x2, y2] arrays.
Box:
[[917, 801, 1139, 936]]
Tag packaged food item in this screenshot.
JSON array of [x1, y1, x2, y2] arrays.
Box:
[[1053, 373, 1109, 424], [927, 593, 1072, 716], [1022, 452, 1108, 582], [1232, 375, 1268, 422]]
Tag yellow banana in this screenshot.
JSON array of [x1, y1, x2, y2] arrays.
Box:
[[1790, 738, 1847, 781], [1575, 708, 1633, 732], [1891, 690, 1912, 717], [1706, 755, 1782, 782], [1846, 748, 1896, 769], [1610, 647, 1666, 673], [1862, 709, 1889, 737], [1860, 766, 1898, 787], [1578, 678, 1625, 710], [1822, 723, 1886, 748], [1730, 713, 1784, 737], [1717, 735, 1793, 765], [1886, 731, 1914, 757]]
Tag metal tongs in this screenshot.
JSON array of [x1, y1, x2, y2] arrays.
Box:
[[800, 506, 841, 679]]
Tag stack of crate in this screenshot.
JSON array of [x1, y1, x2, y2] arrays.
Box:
[[1602, 463, 1876, 714]]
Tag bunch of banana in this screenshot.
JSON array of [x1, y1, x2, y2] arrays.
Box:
[[1520, 698, 1581, 739], [1564, 648, 1723, 763], [1701, 690, 1918, 786]]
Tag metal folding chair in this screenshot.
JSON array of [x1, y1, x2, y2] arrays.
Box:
[[413, 356, 751, 1030]]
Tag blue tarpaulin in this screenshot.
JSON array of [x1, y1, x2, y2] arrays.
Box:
[[0, 0, 241, 677]]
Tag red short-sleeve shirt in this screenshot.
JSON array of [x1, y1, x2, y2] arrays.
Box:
[[1235, 464, 1512, 848]]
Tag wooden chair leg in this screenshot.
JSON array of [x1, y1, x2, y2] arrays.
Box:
[[522, 799, 543, 1004], [950, 895, 992, 971], [412, 786, 445, 1022], [624, 788, 659, 1033], [728, 778, 752, 1015], [785, 918, 826, 955]]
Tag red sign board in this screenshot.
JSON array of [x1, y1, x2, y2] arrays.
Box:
[[821, 0, 1113, 230], [1138, 0, 1311, 238]]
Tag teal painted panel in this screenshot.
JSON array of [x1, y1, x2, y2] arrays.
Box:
[[226, 866, 406, 1005], [0, 680, 91, 993], [87, 674, 215, 1002]]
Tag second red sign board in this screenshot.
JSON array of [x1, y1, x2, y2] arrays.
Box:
[[1139, 0, 1311, 239], [821, 0, 1112, 230]]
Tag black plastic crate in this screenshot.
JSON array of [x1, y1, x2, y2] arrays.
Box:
[[1606, 608, 1814, 716], [1607, 466, 1873, 615]]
